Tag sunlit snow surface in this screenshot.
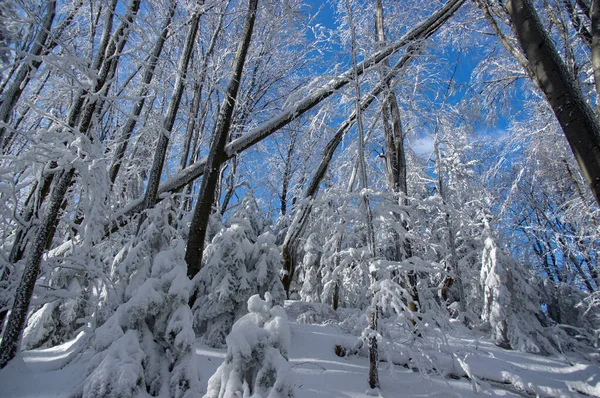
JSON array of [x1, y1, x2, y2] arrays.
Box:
[[1, 303, 599, 397]]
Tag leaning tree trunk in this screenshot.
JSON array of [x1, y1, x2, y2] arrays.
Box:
[[185, 0, 259, 279], [0, 0, 140, 368], [505, 0, 600, 206], [0, 0, 56, 151], [137, 5, 202, 220], [109, 0, 176, 186], [279, 0, 465, 295], [63, 0, 466, 244]]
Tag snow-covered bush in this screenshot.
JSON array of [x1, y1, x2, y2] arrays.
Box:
[[20, 276, 86, 350], [205, 292, 294, 398], [286, 300, 339, 324], [80, 200, 200, 398], [83, 240, 200, 398], [18, 136, 113, 349], [193, 197, 285, 348], [480, 225, 561, 355], [299, 233, 322, 302]]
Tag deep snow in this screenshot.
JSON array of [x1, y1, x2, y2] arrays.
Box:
[[0, 301, 599, 397]]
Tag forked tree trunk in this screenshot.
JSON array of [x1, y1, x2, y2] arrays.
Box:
[[185, 0, 259, 279], [375, 0, 420, 317]]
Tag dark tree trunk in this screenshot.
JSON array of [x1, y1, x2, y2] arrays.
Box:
[[185, 0, 259, 279], [0, 168, 74, 368], [506, 0, 600, 206], [0, 0, 56, 151], [139, 6, 202, 220], [109, 0, 176, 186], [0, 0, 140, 368]]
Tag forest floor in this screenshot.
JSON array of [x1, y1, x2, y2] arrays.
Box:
[[0, 301, 599, 397]]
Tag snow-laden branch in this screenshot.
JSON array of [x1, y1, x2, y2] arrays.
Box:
[[110, 0, 465, 228]]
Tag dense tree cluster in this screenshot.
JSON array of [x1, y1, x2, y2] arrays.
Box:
[[0, 0, 599, 395]]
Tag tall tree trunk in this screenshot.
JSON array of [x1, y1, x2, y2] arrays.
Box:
[[0, 168, 74, 368], [109, 0, 176, 186], [185, 0, 259, 279], [505, 0, 600, 206], [139, 5, 203, 221], [375, 0, 419, 316], [80, 0, 465, 240], [345, 0, 379, 389], [0, 0, 140, 368], [0, 0, 56, 151]]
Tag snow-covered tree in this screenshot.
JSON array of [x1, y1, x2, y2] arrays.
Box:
[[205, 292, 294, 398], [80, 201, 200, 397], [193, 194, 285, 347], [299, 233, 322, 302], [480, 221, 566, 355]]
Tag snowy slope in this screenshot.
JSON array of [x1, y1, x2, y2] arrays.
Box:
[[0, 302, 598, 397]]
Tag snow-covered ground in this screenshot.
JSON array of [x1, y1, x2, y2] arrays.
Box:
[[1, 302, 599, 397]]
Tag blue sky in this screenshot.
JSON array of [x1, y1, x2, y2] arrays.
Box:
[[301, 0, 518, 161]]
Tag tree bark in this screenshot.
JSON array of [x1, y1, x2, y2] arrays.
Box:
[[345, 0, 378, 389], [505, 0, 600, 206], [0, 0, 56, 151], [0, 168, 74, 368], [139, 5, 202, 220], [0, 0, 140, 368], [109, 0, 176, 186], [185, 0, 259, 279], [591, 0, 600, 118]]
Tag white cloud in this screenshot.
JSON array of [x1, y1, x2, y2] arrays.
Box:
[[411, 136, 434, 157]]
